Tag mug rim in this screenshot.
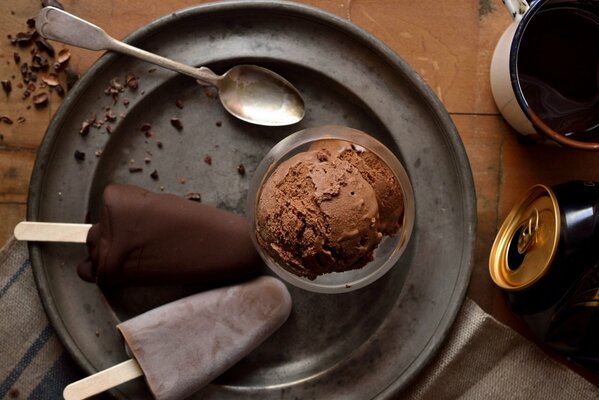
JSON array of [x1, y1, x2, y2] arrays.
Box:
[[509, 0, 599, 150]]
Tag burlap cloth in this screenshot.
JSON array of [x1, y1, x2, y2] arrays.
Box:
[[1, 236, 598, 399]]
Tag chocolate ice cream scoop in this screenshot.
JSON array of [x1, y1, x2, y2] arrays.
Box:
[[76, 184, 262, 286], [310, 139, 405, 235], [256, 147, 383, 280]]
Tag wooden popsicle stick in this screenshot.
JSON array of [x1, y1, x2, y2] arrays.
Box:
[[13, 222, 92, 243], [63, 358, 144, 400]]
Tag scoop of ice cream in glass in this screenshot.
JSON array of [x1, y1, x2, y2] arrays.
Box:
[[247, 125, 415, 293]]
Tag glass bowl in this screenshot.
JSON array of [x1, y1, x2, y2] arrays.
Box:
[[247, 125, 415, 293]]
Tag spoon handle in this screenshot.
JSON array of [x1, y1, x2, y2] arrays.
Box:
[[36, 7, 219, 85]]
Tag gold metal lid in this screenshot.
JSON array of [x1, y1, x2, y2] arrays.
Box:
[[489, 185, 560, 290]]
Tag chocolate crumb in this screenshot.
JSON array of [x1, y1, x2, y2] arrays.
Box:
[[140, 123, 151, 132], [15, 31, 37, 47], [32, 92, 48, 107], [57, 48, 70, 64], [122, 98, 130, 106], [157, 141, 163, 149], [95, 150, 103, 157], [35, 37, 55, 57], [95, 331, 100, 337], [0, 116, 14, 125], [1, 80, 12, 95], [104, 109, 116, 122], [129, 166, 143, 173], [204, 155, 212, 165], [144, 130, 153, 138], [55, 84, 65, 97], [74, 150, 85, 161], [8, 387, 19, 398], [184, 192, 202, 202], [26, 18, 36, 28], [175, 99, 184, 109], [144, 157, 151, 164], [148, 68, 156, 73], [22, 90, 30, 99], [79, 120, 91, 136], [13, 53, 20, 64], [237, 163, 246, 176], [26, 82, 36, 92], [125, 73, 138, 90], [106, 125, 112, 134], [150, 169, 159, 180], [215, 120, 222, 127], [170, 118, 183, 130], [178, 176, 186, 184]]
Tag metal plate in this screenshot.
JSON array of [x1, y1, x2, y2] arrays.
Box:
[[27, 2, 475, 399]]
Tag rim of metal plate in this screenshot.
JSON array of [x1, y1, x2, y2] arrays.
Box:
[[27, 1, 476, 397]]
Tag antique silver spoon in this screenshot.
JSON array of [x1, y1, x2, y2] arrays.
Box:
[[36, 7, 305, 126]]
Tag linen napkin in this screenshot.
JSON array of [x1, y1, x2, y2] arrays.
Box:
[[1, 236, 597, 399]]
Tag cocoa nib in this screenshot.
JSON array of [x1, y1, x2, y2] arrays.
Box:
[[170, 118, 183, 130], [184, 192, 202, 202], [32, 92, 48, 107], [35, 37, 55, 57], [14, 31, 37, 47], [125, 73, 138, 90], [0, 116, 14, 125], [1, 80, 12, 95], [74, 150, 85, 161]]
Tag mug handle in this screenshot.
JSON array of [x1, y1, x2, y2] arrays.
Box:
[[502, 0, 531, 20]]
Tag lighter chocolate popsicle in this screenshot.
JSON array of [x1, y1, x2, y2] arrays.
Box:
[[63, 276, 292, 400], [76, 184, 262, 286]]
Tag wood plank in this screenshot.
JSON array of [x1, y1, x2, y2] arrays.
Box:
[[0, 148, 35, 203], [0, 203, 25, 249]]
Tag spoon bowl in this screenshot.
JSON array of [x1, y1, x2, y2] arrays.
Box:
[[36, 7, 305, 126]]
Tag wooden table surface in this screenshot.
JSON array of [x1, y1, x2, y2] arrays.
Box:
[[2, 0, 598, 389]]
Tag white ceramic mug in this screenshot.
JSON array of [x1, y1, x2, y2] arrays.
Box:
[[490, 0, 599, 150]]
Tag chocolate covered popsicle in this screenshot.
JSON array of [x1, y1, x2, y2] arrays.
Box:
[[76, 183, 262, 285], [63, 276, 292, 400]]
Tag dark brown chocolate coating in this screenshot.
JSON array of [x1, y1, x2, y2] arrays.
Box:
[[77, 184, 262, 286]]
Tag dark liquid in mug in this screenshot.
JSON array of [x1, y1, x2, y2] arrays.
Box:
[[517, 4, 599, 141]]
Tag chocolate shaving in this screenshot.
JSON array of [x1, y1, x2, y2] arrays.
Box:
[[15, 31, 37, 47], [54, 84, 65, 97], [79, 120, 91, 136], [170, 118, 183, 130], [57, 48, 70, 64], [74, 150, 85, 161], [32, 92, 48, 107], [41, 73, 59, 86], [35, 37, 55, 57], [184, 192, 202, 202], [105, 109, 116, 122], [0, 116, 14, 125], [1, 80, 12, 95], [125, 73, 138, 90]]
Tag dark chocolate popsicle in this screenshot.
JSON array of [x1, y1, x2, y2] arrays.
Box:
[[77, 184, 262, 285]]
